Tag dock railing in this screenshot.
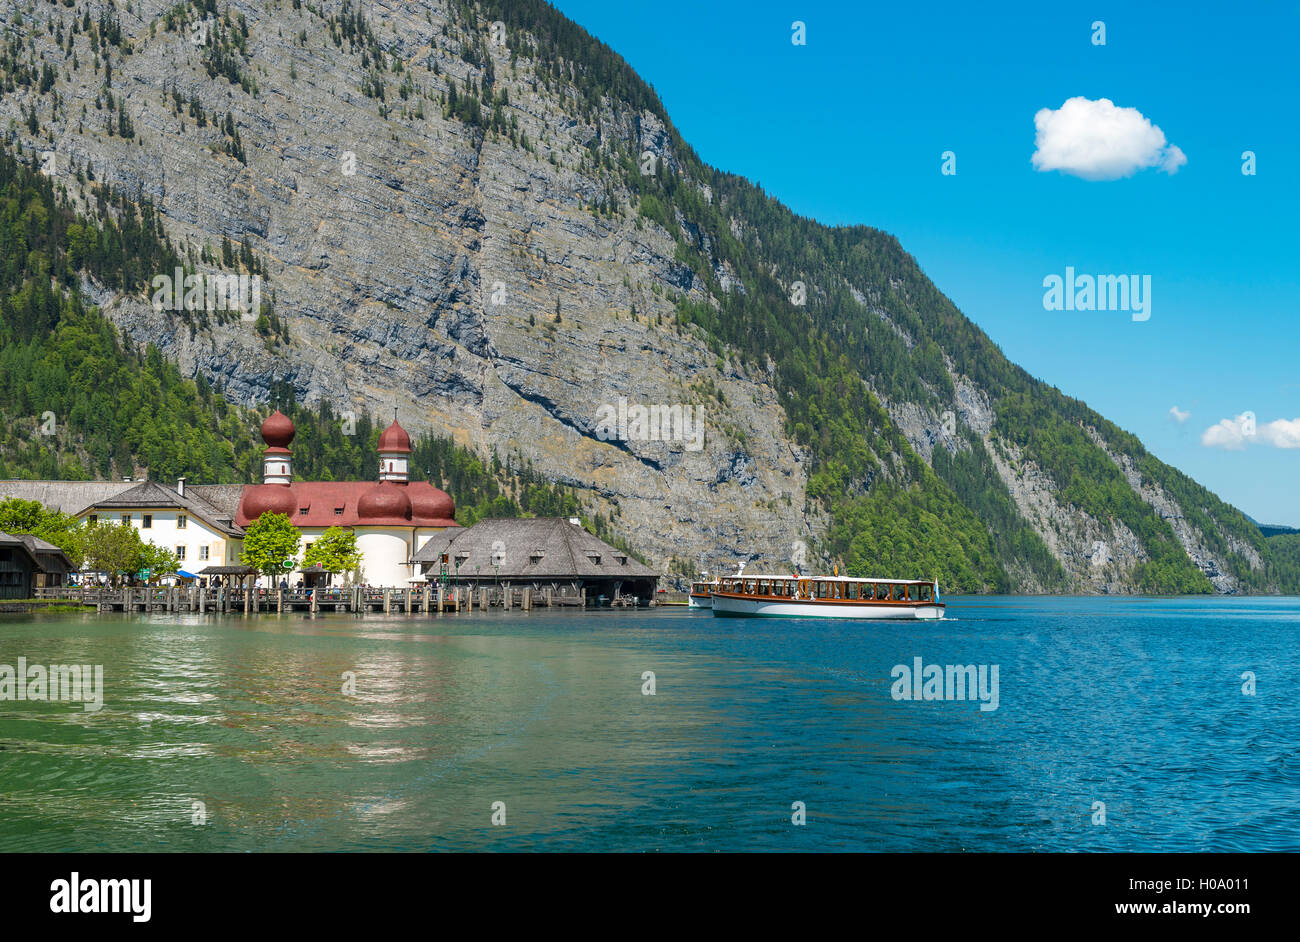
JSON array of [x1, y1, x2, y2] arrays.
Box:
[[32, 583, 624, 614]]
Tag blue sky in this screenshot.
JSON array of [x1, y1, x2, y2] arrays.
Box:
[[549, 0, 1300, 524]]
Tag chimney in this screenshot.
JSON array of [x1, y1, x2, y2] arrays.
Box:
[[177, 477, 186, 497]]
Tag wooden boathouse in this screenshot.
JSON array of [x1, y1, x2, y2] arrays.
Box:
[[411, 517, 659, 607]]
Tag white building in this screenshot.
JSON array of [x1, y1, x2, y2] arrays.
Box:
[[0, 478, 244, 576], [233, 411, 459, 586]]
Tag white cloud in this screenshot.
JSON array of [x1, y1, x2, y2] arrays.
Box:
[[1202, 415, 1251, 450], [1256, 418, 1300, 449], [1032, 97, 1186, 181], [1169, 406, 1190, 424], [1201, 414, 1300, 450]]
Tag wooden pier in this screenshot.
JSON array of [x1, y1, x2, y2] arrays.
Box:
[[29, 584, 642, 615]]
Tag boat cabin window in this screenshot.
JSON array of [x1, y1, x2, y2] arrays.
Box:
[[744, 580, 756, 595], [892, 584, 906, 601], [846, 582, 859, 600], [919, 584, 932, 602], [814, 581, 828, 599]]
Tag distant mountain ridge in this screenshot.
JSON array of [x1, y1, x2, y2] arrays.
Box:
[[1245, 515, 1300, 538], [0, 0, 1296, 593]]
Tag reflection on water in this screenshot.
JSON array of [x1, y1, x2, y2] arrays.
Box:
[[1, 598, 1298, 851]]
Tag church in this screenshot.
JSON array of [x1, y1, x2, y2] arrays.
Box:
[[233, 410, 459, 586], [0, 411, 460, 588]]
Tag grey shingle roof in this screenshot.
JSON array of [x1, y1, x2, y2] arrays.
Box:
[[0, 480, 137, 512], [412, 517, 656, 581], [0, 529, 72, 573], [0, 479, 243, 537], [13, 534, 74, 572], [188, 484, 245, 519], [70, 480, 244, 537]]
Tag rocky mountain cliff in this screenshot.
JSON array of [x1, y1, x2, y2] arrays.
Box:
[[1, 0, 1293, 592]]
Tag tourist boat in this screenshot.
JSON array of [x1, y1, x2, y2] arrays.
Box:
[[688, 579, 718, 609], [710, 574, 945, 620]]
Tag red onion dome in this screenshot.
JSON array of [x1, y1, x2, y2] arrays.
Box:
[[410, 485, 455, 521], [261, 410, 296, 449], [357, 481, 412, 520], [377, 419, 412, 453], [240, 484, 297, 520]]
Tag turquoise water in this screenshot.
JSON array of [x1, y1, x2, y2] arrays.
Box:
[[0, 596, 1297, 851]]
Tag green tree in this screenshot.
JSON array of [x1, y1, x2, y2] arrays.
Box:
[[240, 512, 301, 577], [79, 520, 142, 585], [0, 497, 84, 564], [303, 526, 362, 580], [136, 542, 180, 581]]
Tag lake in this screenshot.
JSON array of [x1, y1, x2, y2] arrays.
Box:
[[1, 596, 1297, 851]]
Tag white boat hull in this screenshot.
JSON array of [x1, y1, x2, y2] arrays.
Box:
[[711, 594, 944, 620], [688, 594, 712, 609]]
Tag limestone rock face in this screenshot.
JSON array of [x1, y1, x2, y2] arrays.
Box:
[[4, 0, 808, 577]]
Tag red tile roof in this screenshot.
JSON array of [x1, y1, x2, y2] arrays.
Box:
[[235, 481, 457, 529]]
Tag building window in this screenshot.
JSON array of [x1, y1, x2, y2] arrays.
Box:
[[87, 515, 97, 525], [334, 507, 344, 515], [121, 514, 131, 525], [142, 514, 152, 529], [177, 514, 187, 529], [176, 546, 186, 561], [199, 546, 209, 561]]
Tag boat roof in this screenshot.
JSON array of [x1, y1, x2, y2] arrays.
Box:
[[725, 574, 934, 583]]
